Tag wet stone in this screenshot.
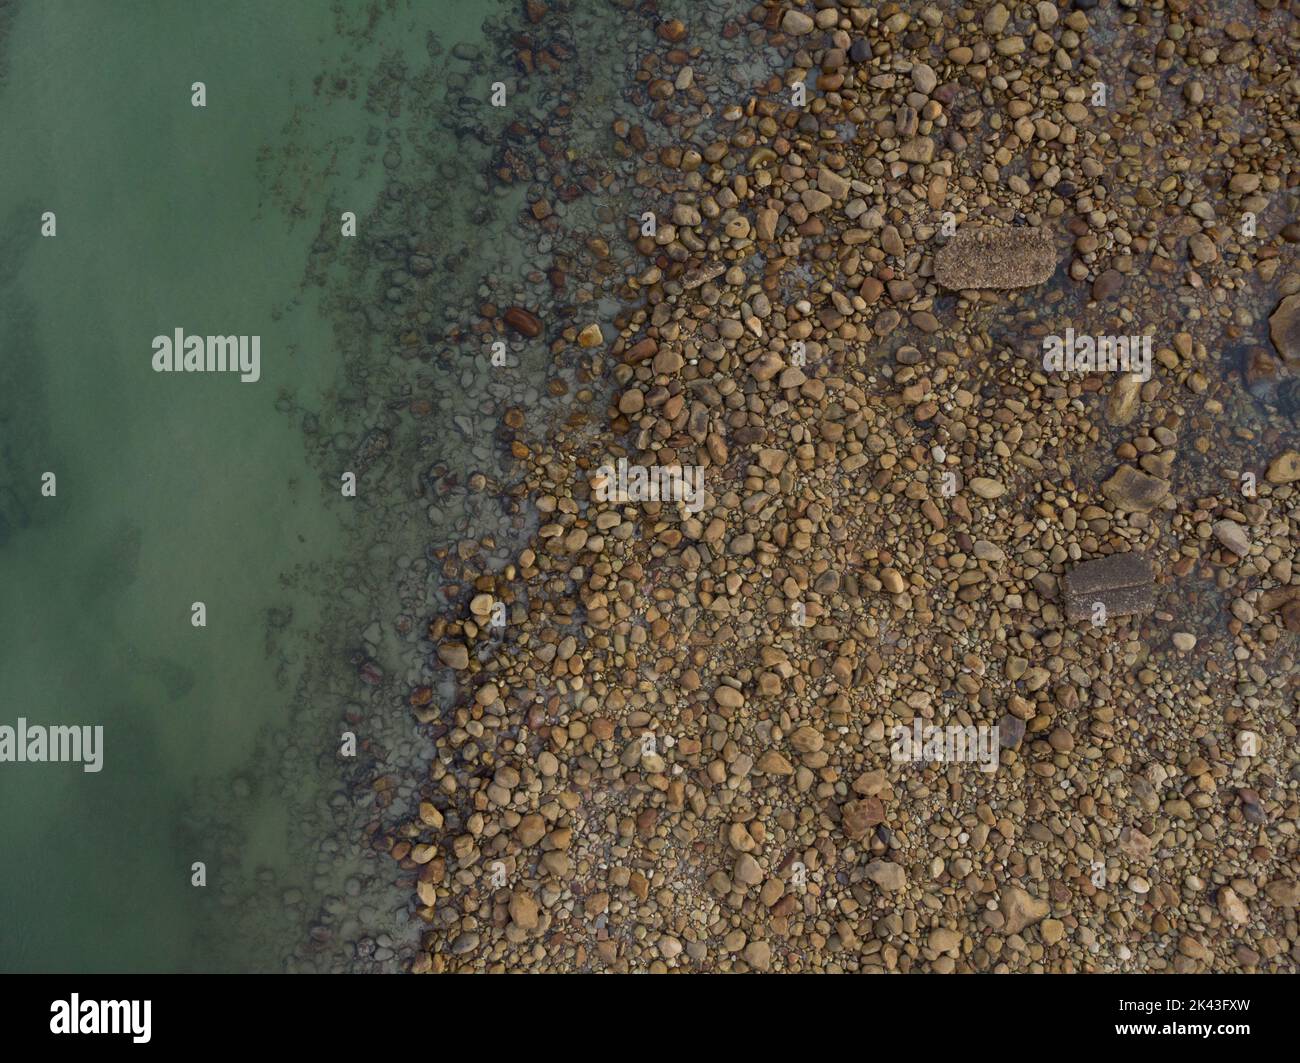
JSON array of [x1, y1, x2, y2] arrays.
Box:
[[1266, 450, 1300, 484], [1102, 464, 1170, 512], [1269, 294, 1300, 365], [1063, 552, 1155, 623], [503, 307, 542, 338], [623, 337, 657, 364], [1092, 269, 1124, 300]]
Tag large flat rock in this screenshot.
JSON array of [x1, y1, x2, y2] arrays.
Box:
[[1064, 552, 1155, 622], [934, 226, 1057, 290]]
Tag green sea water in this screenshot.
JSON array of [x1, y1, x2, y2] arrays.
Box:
[[0, 0, 496, 972]]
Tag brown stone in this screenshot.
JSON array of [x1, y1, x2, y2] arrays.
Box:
[[1264, 879, 1300, 908], [863, 860, 907, 891], [789, 725, 824, 753], [1000, 885, 1050, 934], [714, 685, 744, 709], [1101, 464, 1170, 512], [1063, 551, 1155, 622], [517, 813, 546, 846], [1218, 887, 1249, 925], [509, 891, 540, 929], [656, 18, 686, 41], [1243, 346, 1281, 390], [437, 642, 470, 669], [749, 351, 784, 382], [841, 797, 885, 840], [623, 337, 657, 364], [898, 136, 934, 163], [1269, 294, 1300, 366], [1266, 449, 1300, 484], [734, 853, 763, 886], [682, 262, 725, 289], [1092, 269, 1124, 300], [756, 749, 794, 775], [503, 306, 542, 338]]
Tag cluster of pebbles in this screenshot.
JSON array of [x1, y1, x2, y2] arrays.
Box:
[[378, 0, 1300, 973]]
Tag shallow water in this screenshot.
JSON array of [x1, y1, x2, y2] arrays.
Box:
[[0, 0, 501, 972]]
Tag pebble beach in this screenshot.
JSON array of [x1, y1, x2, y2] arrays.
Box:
[[353, 0, 1300, 974]]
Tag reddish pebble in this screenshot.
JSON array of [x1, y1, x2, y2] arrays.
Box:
[[503, 307, 542, 338]]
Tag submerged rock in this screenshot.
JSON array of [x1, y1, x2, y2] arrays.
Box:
[[1213, 519, 1251, 558], [503, 306, 542, 338], [1269, 294, 1300, 365], [1266, 450, 1300, 484], [1063, 552, 1155, 622], [1102, 464, 1170, 512]]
